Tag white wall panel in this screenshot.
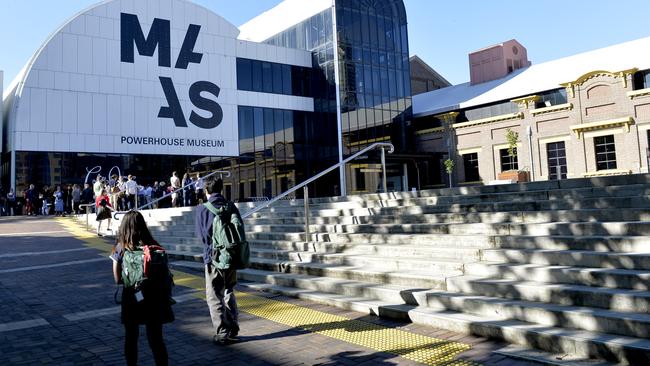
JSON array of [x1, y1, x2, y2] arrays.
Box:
[[46, 90, 63, 133], [9, 0, 311, 157]]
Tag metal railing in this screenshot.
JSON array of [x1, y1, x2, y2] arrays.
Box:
[[241, 142, 395, 240], [113, 170, 232, 220]]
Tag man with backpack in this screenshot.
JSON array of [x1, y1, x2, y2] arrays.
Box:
[[195, 178, 249, 345]]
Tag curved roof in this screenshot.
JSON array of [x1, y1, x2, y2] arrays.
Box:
[[3, 0, 243, 157], [414, 36, 650, 117]]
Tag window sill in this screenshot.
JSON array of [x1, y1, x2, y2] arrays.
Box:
[[582, 169, 632, 178], [627, 88, 650, 100], [531, 103, 573, 116]]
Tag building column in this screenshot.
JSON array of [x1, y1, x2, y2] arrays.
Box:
[[437, 112, 459, 187]]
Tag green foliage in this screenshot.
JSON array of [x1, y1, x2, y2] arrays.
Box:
[[444, 158, 455, 175], [506, 128, 519, 158]]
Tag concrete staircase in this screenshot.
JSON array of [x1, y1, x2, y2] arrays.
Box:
[[121, 175, 650, 364]]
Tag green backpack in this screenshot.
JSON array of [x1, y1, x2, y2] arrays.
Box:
[[204, 201, 250, 270], [122, 244, 173, 290]]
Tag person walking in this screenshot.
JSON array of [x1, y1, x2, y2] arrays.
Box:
[[125, 175, 139, 210], [7, 188, 16, 216], [182, 173, 194, 207], [81, 183, 94, 213], [195, 178, 244, 344], [110, 211, 173, 365], [72, 184, 82, 214], [25, 184, 37, 216], [54, 186, 65, 217], [93, 175, 103, 199], [170, 172, 181, 207], [194, 174, 204, 204], [96, 189, 114, 236]]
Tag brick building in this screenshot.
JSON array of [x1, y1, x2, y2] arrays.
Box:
[[413, 37, 650, 187]]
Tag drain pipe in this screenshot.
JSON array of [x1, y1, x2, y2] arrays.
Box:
[[526, 126, 535, 182]]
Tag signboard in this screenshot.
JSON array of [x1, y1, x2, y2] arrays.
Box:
[[12, 0, 240, 157]]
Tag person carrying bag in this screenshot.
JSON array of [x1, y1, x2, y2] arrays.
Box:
[[110, 211, 174, 366]]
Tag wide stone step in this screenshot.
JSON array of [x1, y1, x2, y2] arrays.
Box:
[[447, 276, 650, 313], [244, 221, 650, 237], [237, 280, 650, 364], [260, 183, 650, 211], [465, 262, 650, 291], [248, 232, 489, 247], [248, 257, 457, 289], [249, 242, 484, 260], [483, 249, 650, 271], [407, 307, 650, 364], [245, 195, 650, 220], [238, 269, 412, 304], [492, 235, 650, 253], [244, 208, 650, 226], [417, 291, 650, 339]]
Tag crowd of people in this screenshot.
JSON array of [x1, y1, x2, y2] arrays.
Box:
[[0, 171, 209, 217]]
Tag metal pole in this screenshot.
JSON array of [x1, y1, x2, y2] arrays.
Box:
[[381, 147, 388, 193], [85, 205, 89, 231], [331, 5, 346, 197], [303, 186, 310, 242], [527, 126, 535, 182]]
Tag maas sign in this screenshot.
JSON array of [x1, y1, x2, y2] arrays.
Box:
[[9, 0, 240, 157]]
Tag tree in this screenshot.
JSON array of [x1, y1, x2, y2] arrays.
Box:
[[444, 158, 454, 187], [505, 128, 519, 170]]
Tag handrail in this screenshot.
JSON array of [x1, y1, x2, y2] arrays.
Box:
[[113, 170, 232, 219], [241, 142, 394, 220]]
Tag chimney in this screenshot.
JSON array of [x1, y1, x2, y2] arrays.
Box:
[[469, 39, 531, 85]]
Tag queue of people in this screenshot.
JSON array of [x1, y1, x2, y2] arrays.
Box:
[[0, 170, 208, 218]]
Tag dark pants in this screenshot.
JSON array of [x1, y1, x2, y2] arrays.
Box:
[[205, 265, 239, 337], [124, 322, 168, 366], [125, 194, 136, 210]]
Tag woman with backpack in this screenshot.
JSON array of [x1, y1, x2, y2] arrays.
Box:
[[95, 189, 114, 236], [110, 211, 173, 366]]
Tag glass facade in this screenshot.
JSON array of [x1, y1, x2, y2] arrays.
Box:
[[12, 152, 198, 195], [5, 1, 415, 199], [265, 0, 416, 195], [236, 58, 312, 97], [265, 8, 340, 196]]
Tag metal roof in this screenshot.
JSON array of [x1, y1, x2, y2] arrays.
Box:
[[413, 36, 650, 118]]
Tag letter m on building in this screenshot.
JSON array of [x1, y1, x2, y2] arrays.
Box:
[[121, 13, 171, 68]]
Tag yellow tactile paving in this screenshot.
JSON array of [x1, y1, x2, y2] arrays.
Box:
[[58, 217, 480, 366]]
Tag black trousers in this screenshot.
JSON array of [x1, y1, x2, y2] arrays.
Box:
[[124, 322, 168, 366]]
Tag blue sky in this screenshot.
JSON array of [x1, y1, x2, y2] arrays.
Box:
[[1, 0, 649, 87]]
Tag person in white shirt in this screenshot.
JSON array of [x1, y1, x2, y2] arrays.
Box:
[[170, 172, 181, 207], [125, 175, 139, 210], [194, 174, 204, 203]]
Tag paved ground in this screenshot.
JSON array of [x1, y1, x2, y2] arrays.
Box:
[[0, 216, 542, 366]]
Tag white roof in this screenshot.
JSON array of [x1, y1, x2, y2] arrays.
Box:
[[238, 0, 332, 42], [413, 36, 650, 117]]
